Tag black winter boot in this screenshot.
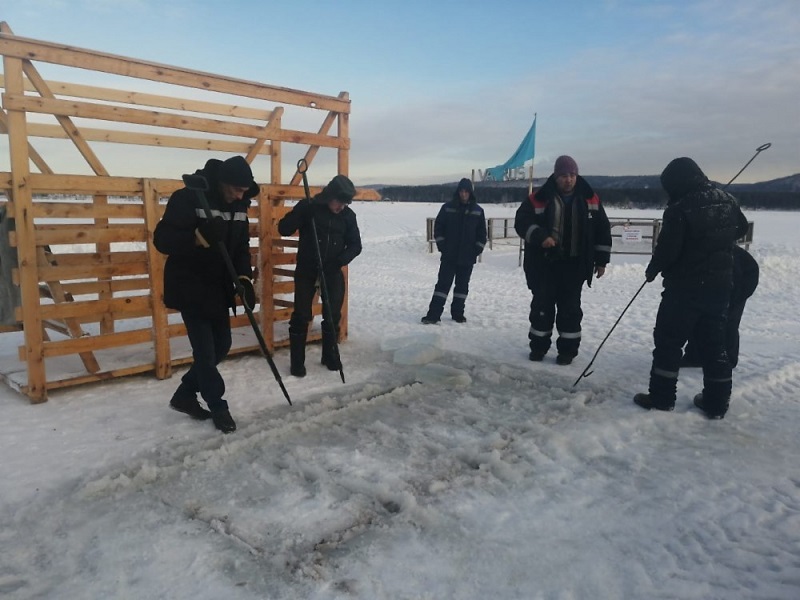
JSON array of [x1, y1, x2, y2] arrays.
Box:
[[289, 332, 307, 377], [169, 383, 211, 420], [321, 327, 342, 371], [693, 393, 727, 419], [212, 409, 236, 433], [633, 393, 675, 412]]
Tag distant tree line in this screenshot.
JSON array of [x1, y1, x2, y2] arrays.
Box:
[[378, 184, 800, 210]]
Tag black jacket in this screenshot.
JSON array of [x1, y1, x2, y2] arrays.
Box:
[[433, 192, 487, 266], [153, 159, 257, 317], [731, 245, 759, 306], [646, 183, 749, 289], [277, 197, 362, 274], [514, 174, 612, 287]]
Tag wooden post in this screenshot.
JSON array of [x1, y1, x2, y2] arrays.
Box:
[[143, 178, 171, 379], [3, 53, 46, 401], [337, 93, 350, 343]]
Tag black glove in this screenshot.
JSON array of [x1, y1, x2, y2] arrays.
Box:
[[645, 270, 657, 283], [196, 217, 226, 247], [237, 276, 257, 309]]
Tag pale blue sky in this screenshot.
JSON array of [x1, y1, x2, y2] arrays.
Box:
[[2, 0, 799, 185]]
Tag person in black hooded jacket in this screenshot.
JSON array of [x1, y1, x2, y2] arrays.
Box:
[[154, 156, 258, 434], [682, 244, 759, 369], [421, 178, 487, 325], [514, 156, 612, 365], [634, 157, 749, 419], [278, 175, 362, 377]]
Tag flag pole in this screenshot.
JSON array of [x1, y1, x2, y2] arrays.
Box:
[[527, 113, 537, 195]]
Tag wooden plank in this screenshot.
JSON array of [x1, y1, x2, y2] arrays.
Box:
[[25, 122, 273, 156], [259, 198, 275, 350], [3, 52, 47, 402], [34, 224, 146, 246], [38, 295, 151, 320], [37, 250, 147, 267], [29, 173, 144, 194], [3, 95, 347, 148], [48, 277, 150, 297], [0, 33, 351, 113], [37, 262, 149, 281], [30, 200, 145, 219], [272, 252, 298, 266], [1, 73, 278, 120], [39, 327, 152, 358]]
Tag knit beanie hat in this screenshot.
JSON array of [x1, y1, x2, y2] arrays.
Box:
[[219, 156, 254, 187], [660, 157, 709, 202], [554, 155, 579, 177], [457, 178, 473, 194], [322, 174, 356, 204]]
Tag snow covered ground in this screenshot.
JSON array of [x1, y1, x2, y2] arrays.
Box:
[[1, 201, 798, 599]]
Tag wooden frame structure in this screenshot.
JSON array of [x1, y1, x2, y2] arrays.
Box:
[[0, 23, 377, 402]]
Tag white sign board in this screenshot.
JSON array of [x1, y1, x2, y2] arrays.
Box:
[[622, 227, 643, 243]]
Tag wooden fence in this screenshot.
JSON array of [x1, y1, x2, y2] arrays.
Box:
[[0, 22, 377, 402]]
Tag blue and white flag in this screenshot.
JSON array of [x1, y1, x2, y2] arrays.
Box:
[[486, 116, 536, 182]]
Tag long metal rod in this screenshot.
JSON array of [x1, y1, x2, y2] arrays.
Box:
[[182, 174, 292, 405], [296, 159, 346, 383]]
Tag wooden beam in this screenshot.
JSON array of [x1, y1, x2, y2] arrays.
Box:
[[3, 94, 347, 148], [0, 32, 350, 113], [3, 50, 48, 402], [24, 122, 274, 156], [0, 73, 278, 120]]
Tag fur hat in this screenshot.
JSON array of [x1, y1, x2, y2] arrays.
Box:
[[457, 178, 474, 194], [554, 155, 579, 177], [322, 174, 356, 204], [219, 156, 254, 187], [660, 157, 709, 202]]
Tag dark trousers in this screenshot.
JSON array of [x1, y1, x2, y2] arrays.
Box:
[[426, 261, 474, 320], [289, 268, 345, 337], [527, 258, 585, 357], [179, 311, 232, 414], [649, 285, 731, 410], [684, 298, 747, 369]]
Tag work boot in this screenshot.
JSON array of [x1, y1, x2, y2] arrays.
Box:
[[212, 409, 236, 434], [321, 326, 342, 371], [452, 315, 467, 323], [693, 393, 727, 420], [421, 315, 440, 325], [556, 354, 574, 365], [289, 332, 307, 377], [169, 387, 211, 420], [633, 393, 675, 412], [528, 350, 546, 361]]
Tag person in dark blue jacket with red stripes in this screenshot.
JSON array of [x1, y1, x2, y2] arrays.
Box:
[[514, 156, 612, 365], [422, 178, 487, 324]]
